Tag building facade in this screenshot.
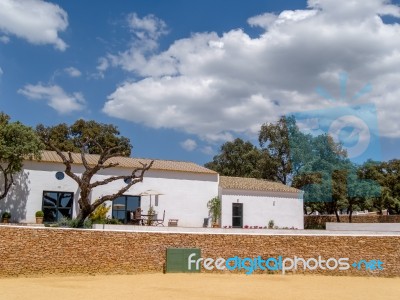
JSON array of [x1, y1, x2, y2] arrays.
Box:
[[0, 151, 303, 229]]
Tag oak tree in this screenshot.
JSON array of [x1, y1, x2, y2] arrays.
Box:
[[0, 112, 43, 200], [36, 119, 153, 227]]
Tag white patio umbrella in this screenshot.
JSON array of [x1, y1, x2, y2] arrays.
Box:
[[139, 189, 164, 207]]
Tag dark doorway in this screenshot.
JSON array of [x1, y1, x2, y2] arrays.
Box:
[[232, 203, 243, 228]]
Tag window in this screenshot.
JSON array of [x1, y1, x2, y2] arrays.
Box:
[[42, 191, 74, 223], [55, 172, 65, 180], [112, 195, 141, 224]]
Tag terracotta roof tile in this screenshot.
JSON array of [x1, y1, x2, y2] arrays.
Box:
[[31, 151, 217, 175], [219, 176, 301, 193]]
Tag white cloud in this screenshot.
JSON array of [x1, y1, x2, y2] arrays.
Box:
[[64, 67, 81, 77], [0, 67, 3, 75], [127, 12, 167, 40], [103, 0, 400, 142], [18, 83, 85, 114], [0, 0, 68, 51], [180, 139, 197, 151], [94, 57, 109, 79], [97, 57, 109, 72], [98, 13, 168, 76], [201, 146, 214, 155], [0, 35, 9, 43]]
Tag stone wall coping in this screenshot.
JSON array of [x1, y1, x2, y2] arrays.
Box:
[[2, 224, 400, 237]]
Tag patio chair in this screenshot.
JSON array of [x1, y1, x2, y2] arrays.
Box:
[[131, 207, 143, 225], [153, 210, 165, 226]]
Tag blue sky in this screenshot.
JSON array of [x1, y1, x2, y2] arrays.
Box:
[[1, 0, 400, 165]]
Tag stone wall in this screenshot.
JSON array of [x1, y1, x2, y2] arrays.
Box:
[[304, 215, 400, 229], [0, 226, 399, 277]]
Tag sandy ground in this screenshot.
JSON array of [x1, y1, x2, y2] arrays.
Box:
[[0, 274, 399, 300]]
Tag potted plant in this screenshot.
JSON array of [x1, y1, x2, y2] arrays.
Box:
[[147, 206, 157, 226], [207, 196, 221, 228], [2, 211, 11, 223], [35, 211, 44, 224]]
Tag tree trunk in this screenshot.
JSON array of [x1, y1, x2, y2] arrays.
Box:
[[76, 208, 91, 228], [334, 209, 340, 222]]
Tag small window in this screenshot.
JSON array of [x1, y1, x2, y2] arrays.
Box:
[[55, 172, 65, 180]]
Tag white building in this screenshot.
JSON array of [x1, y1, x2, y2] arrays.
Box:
[[0, 151, 303, 229], [219, 176, 303, 229]]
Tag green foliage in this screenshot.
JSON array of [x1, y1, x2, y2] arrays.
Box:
[[207, 196, 221, 224], [36, 118, 152, 228], [35, 211, 44, 217], [147, 206, 157, 225], [2, 211, 11, 219], [36, 119, 131, 156], [259, 116, 293, 184], [89, 204, 110, 223], [57, 217, 93, 228], [205, 138, 274, 179], [268, 220, 274, 229], [0, 112, 43, 200], [358, 159, 400, 214]]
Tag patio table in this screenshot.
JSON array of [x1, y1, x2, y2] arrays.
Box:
[[141, 214, 156, 226]]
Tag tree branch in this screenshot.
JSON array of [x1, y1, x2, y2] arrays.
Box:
[[80, 140, 91, 170], [91, 161, 153, 206], [89, 161, 153, 189], [45, 142, 81, 184]]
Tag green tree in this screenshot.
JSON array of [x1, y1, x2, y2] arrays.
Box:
[[358, 160, 400, 214], [0, 112, 43, 200], [205, 138, 275, 179], [292, 134, 350, 221], [36, 120, 152, 227], [38, 119, 131, 156], [259, 116, 293, 184]]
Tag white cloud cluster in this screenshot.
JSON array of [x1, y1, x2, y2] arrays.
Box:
[[0, 35, 9, 43], [18, 83, 85, 114], [98, 13, 168, 76], [127, 12, 167, 40], [103, 0, 400, 143], [64, 67, 81, 77], [180, 139, 197, 151], [0, 0, 68, 50]]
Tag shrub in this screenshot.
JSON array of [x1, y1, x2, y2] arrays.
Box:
[[268, 220, 274, 229], [306, 224, 326, 230], [207, 196, 221, 224], [89, 204, 110, 223], [35, 211, 44, 217], [57, 217, 93, 228], [105, 218, 122, 225], [2, 211, 11, 219]]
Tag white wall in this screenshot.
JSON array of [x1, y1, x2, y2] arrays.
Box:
[[220, 188, 304, 229], [1, 161, 218, 227], [1, 160, 303, 229]]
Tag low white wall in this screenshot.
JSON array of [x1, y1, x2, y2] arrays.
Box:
[[220, 189, 304, 229], [326, 222, 400, 232]]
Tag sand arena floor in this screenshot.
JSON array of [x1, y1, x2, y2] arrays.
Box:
[[0, 273, 399, 300]]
